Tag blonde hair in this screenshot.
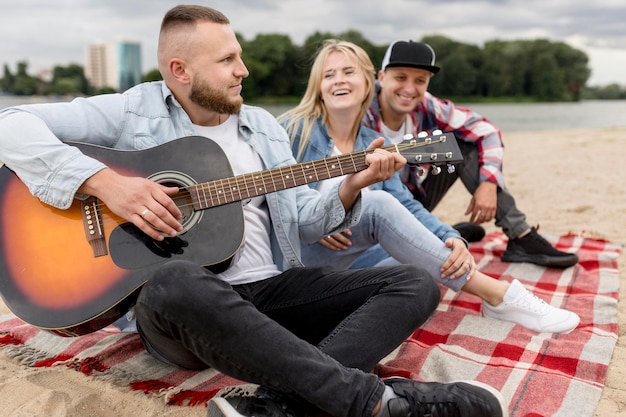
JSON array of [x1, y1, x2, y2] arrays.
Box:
[[278, 39, 376, 160]]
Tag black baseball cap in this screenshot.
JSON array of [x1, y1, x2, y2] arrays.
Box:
[[381, 40, 440, 74]]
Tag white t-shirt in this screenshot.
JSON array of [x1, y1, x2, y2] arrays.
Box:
[[380, 119, 429, 185], [380, 121, 406, 145], [193, 115, 280, 285]]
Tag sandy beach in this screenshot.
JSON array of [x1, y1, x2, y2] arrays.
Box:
[[1, 127, 625, 417]]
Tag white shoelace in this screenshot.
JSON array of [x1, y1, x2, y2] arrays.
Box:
[[510, 291, 551, 315]]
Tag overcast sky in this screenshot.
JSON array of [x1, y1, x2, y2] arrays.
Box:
[[2, 0, 625, 87]]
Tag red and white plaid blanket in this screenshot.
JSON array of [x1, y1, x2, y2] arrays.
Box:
[[0, 231, 621, 416]]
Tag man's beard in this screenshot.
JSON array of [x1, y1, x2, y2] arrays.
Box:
[[189, 79, 243, 114]]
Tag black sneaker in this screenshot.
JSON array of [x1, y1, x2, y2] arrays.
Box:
[[384, 377, 508, 417], [453, 222, 486, 243], [501, 227, 578, 268]]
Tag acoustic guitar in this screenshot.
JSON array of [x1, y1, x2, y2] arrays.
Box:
[[0, 133, 460, 336]]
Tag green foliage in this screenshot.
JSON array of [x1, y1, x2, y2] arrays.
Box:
[[1, 64, 15, 92], [2, 61, 42, 95], [46, 63, 90, 95], [583, 84, 626, 99], [142, 68, 162, 82], [94, 86, 117, 95], [241, 33, 301, 97], [424, 36, 483, 97], [0, 30, 604, 102]]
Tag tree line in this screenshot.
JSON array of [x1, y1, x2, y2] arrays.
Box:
[[2, 30, 624, 101]]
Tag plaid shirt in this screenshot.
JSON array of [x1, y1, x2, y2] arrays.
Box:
[[363, 83, 505, 188]]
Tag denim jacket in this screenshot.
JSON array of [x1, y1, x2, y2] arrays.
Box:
[[0, 81, 360, 270], [284, 118, 460, 243]]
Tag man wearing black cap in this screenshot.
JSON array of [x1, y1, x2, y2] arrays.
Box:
[[363, 40, 579, 268]]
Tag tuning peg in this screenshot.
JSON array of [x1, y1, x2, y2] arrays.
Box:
[[431, 165, 442, 175], [447, 164, 456, 174], [432, 129, 443, 136], [417, 131, 428, 138]]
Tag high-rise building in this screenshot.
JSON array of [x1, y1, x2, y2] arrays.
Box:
[[84, 41, 142, 92], [84, 44, 109, 90]]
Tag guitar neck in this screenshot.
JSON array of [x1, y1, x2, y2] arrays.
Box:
[[189, 144, 396, 210]]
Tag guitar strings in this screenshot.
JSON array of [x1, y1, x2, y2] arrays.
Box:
[[90, 139, 453, 224]]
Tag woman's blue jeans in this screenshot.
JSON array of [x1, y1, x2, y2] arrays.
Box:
[[301, 190, 470, 292], [134, 261, 439, 417]]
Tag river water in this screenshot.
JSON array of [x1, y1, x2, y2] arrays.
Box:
[[263, 100, 626, 132], [1, 95, 625, 133]]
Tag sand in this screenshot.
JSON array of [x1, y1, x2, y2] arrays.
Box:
[[1, 127, 625, 416]]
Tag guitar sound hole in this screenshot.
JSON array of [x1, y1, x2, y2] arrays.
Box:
[[169, 187, 194, 223], [149, 173, 203, 234]]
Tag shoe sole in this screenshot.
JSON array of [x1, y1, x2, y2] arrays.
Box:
[[207, 397, 245, 417], [450, 380, 510, 417], [538, 313, 581, 334], [501, 250, 578, 268], [482, 309, 581, 334]]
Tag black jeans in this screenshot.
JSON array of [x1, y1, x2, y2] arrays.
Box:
[[134, 261, 439, 417]]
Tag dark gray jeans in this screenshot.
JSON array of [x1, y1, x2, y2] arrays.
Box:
[[420, 140, 530, 239], [134, 261, 439, 417]]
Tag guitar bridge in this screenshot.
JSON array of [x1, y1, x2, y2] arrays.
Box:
[[81, 196, 108, 257]]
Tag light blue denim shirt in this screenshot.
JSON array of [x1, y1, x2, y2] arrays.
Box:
[[284, 118, 461, 243], [0, 81, 361, 270]]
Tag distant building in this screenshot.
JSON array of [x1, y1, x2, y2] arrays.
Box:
[[84, 44, 109, 89], [84, 41, 142, 92]]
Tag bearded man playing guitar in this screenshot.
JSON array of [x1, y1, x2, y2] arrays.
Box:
[[0, 4, 507, 417]]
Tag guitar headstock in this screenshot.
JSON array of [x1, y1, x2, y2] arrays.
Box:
[[397, 131, 463, 170]]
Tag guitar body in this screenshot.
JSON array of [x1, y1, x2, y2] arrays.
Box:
[[0, 137, 244, 336]]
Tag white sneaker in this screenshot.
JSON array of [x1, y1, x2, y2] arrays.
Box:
[[482, 279, 580, 334]]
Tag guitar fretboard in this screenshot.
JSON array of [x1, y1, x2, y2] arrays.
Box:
[[189, 147, 376, 209], [187, 135, 456, 210]]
